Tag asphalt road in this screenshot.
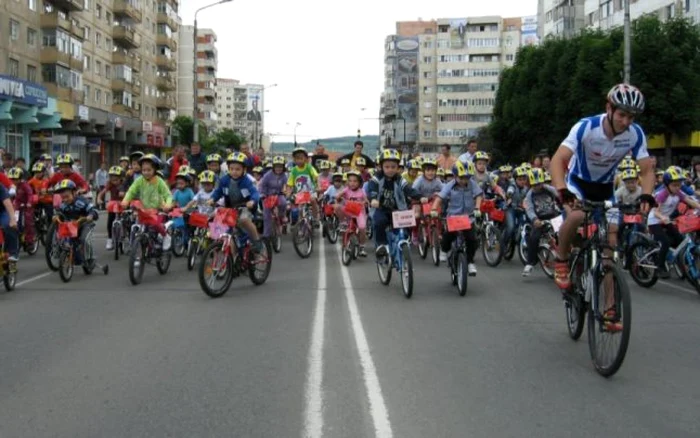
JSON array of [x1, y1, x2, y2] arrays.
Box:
[[0, 230, 699, 437]]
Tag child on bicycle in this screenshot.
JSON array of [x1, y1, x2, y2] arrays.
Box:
[[522, 168, 560, 276], [121, 154, 173, 251], [412, 158, 443, 212], [335, 170, 368, 257], [648, 167, 700, 278], [354, 157, 371, 183], [97, 166, 125, 250], [367, 149, 423, 258], [54, 179, 99, 266], [122, 151, 144, 191], [47, 154, 90, 193], [431, 161, 481, 275], [8, 167, 36, 250], [118, 156, 130, 172], [206, 154, 225, 182], [316, 160, 332, 194], [608, 168, 642, 257], [402, 159, 420, 185], [285, 147, 319, 225], [184, 170, 220, 215], [28, 161, 53, 229], [503, 165, 531, 250], [172, 170, 195, 208], [209, 152, 263, 252], [258, 156, 289, 240]]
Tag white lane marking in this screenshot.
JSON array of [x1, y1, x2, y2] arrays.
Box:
[[16, 272, 52, 287], [336, 244, 393, 438], [657, 279, 698, 296], [303, 238, 326, 438]]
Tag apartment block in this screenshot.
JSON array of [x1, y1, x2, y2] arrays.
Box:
[[215, 79, 266, 149], [539, 0, 697, 39], [0, 0, 181, 176], [177, 25, 217, 135], [380, 17, 529, 152]]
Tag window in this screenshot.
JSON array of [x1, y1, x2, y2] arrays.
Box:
[[83, 25, 90, 40], [27, 28, 36, 46], [423, 130, 432, 138], [104, 91, 110, 106], [95, 32, 101, 48], [505, 54, 514, 61], [27, 64, 37, 82], [667, 3, 676, 18], [95, 60, 101, 75], [84, 54, 90, 70], [42, 64, 72, 88], [10, 19, 20, 41], [423, 86, 432, 94], [437, 39, 450, 48], [105, 38, 112, 51], [106, 12, 111, 24], [423, 41, 432, 48], [84, 0, 89, 10], [84, 84, 90, 98], [686, 0, 691, 13], [105, 64, 111, 79], [96, 4, 102, 18], [423, 116, 432, 124], [28, 0, 37, 11], [95, 88, 101, 103], [8, 58, 20, 77], [423, 56, 432, 63], [423, 71, 432, 79]]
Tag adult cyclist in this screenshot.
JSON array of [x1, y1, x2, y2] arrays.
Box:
[[550, 84, 656, 290]]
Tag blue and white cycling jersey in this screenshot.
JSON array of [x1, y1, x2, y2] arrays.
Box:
[[562, 113, 649, 184]]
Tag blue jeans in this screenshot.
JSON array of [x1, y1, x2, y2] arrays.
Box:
[[0, 212, 19, 258], [373, 208, 392, 246], [503, 208, 524, 245]]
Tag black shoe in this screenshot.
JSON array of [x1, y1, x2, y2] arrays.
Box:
[[657, 268, 670, 279]]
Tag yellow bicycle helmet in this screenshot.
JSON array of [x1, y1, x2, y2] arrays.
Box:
[[252, 166, 263, 174], [56, 153, 74, 165], [407, 159, 421, 170], [528, 168, 546, 186], [119, 156, 130, 163], [617, 157, 635, 170], [355, 157, 367, 167], [345, 169, 362, 181], [55, 179, 77, 192], [499, 165, 513, 173], [177, 165, 191, 176], [199, 170, 216, 183], [422, 158, 438, 169], [620, 168, 638, 180], [436, 167, 445, 177], [513, 166, 529, 178], [7, 167, 23, 179], [452, 160, 475, 178], [332, 171, 344, 180], [444, 167, 454, 176], [292, 146, 308, 157], [31, 162, 46, 173], [108, 165, 124, 177], [318, 160, 331, 170], [663, 166, 684, 184], [544, 171, 552, 183], [379, 149, 401, 163], [519, 162, 532, 170], [206, 153, 222, 164], [473, 151, 489, 162], [226, 152, 248, 165], [272, 156, 285, 166], [414, 156, 424, 166], [138, 153, 162, 170]]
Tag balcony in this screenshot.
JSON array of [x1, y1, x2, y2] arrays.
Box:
[[112, 103, 139, 117], [40, 12, 83, 39], [156, 75, 176, 91], [156, 55, 177, 71], [45, 0, 83, 12], [113, 0, 143, 22], [156, 13, 179, 32], [156, 34, 177, 51], [197, 57, 216, 69], [156, 95, 176, 110], [199, 88, 215, 98], [45, 83, 83, 103], [112, 78, 141, 96], [198, 41, 217, 55], [69, 56, 83, 72], [112, 50, 141, 72], [112, 25, 141, 49], [41, 47, 71, 66]]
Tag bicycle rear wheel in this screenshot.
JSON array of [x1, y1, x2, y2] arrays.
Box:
[[587, 264, 631, 378]]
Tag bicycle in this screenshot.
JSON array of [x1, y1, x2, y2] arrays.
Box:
[[322, 200, 339, 244], [107, 201, 133, 261], [15, 206, 39, 256], [168, 208, 187, 258], [376, 210, 414, 298], [534, 218, 561, 279], [186, 210, 211, 271], [0, 228, 17, 291], [263, 195, 286, 253], [340, 201, 364, 266], [563, 200, 631, 378], [291, 191, 314, 258], [54, 216, 109, 283], [127, 203, 173, 285], [445, 215, 473, 296], [416, 201, 442, 266], [198, 207, 272, 298], [480, 199, 505, 268]]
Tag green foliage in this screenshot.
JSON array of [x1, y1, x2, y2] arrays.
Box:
[[170, 115, 208, 146], [490, 15, 700, 162]]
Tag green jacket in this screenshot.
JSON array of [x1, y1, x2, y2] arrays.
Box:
[[123, 176, 172, 209]]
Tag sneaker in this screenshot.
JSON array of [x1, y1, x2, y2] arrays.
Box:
[[522, 264, 534, 277], [554, 261, 571, 289], [603, 308, 623, 333], [162, 234, 172, 251], [7, 255, 18, 263], [105, 238, 114, 250], [468, 263, 477, 276], [439, 251, 448, 262], [375, 245, 388, 258], [358, 246, 367, 257]]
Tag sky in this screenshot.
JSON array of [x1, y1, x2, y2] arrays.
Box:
[[179, 0, 537, 143]]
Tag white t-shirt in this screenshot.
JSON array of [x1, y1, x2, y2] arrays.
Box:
[[192, 189, 221, 214], [562, 114, 649, 184]]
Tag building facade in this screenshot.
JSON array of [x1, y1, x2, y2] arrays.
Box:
[[0, 0, 180, 176], [215, 79, 266, 149], [380, 17, 527, 152], [176, 25, 217, 134]]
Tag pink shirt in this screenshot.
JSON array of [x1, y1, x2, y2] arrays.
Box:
[[339, 187, 367, 203]]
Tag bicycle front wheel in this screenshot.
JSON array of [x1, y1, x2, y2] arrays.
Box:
[[481, 223, 503, 267], [58, 249, 73, 283], [587, 264, 631, 378], [400, 243, 413, 298], [45, 222, 59, 271], [199, 242, 234, 298], [293, 221, 313, 258]]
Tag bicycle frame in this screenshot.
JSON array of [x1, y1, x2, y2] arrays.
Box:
[[387, 227, 410, 270]]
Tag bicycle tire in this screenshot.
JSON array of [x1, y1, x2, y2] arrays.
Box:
[[249, 239, 272, 286], [112, 223, 121, 261], [431, 227, 440, 266], [187, 238, 199, 271], [58, 250, 73, 283], [400, 243, 413, 298], [538, 245, 556, 279], [628, 241, 659, 288], [171, 229, 186, 258], [3, 270, 16, 291], [128, 238, 146, 285], [587, 264, 631, 378], [199, 242, 234, 298], [482, 223, 503, 267], [377, 252, 391, 285], [457, 251, 468, 296], [342, 235, 353, 266], [293, 221, 313, 258], [45, 222, 59, 271], [326, 216, 339, 244], [156, 251, 172, 274], [418, 225, 428, 259], [271, 224, 282, 253]]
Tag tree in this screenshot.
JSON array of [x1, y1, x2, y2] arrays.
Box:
[[170, 115, 208, 145], [216, 129, 246, 151]]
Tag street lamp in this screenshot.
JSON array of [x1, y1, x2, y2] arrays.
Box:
[[253, 84, 277, 150], [293, 122, 301, 145], [193, 0, 233, 144]]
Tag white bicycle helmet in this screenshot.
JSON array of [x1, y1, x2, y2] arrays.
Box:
[[607, 84, 645, 115]]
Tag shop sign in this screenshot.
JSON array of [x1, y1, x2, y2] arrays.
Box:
[[0, 74, 48, 107], [78, 105, 89, 121], [52, 134, 69, 145]]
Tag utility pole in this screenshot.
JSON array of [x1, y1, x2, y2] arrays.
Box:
[[623, 0, 631, 83]]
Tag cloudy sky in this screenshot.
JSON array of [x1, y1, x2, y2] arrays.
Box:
[[179, 0, 536, 142]]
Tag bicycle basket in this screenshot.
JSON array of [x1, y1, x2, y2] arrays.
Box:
[[480, 199, 496, 213], [677, 214, 700, 233], [623, 214, 643, 224], [57, 221, 79, 239], [446, 215, 472, 232], [215, 208, 238, 227], [490, 209, 505, 223], [295, 191, 312, 205], [263, 195, 279, 209], [323, 203, 335, 216], [344, 201, 363, 217], [107, 200, 123, 213], [188, 212, 210, 228], [137, 209, 161, 226]]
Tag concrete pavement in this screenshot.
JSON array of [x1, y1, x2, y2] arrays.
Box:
[[0, 232, 698, 437]]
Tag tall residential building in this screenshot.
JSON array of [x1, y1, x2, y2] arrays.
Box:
[[215, 79, 266, 149], [0, 0, 180, 176], [539, 0, 698, 39], [177, 25, 217, 135], [380, 17, 529, 152]]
